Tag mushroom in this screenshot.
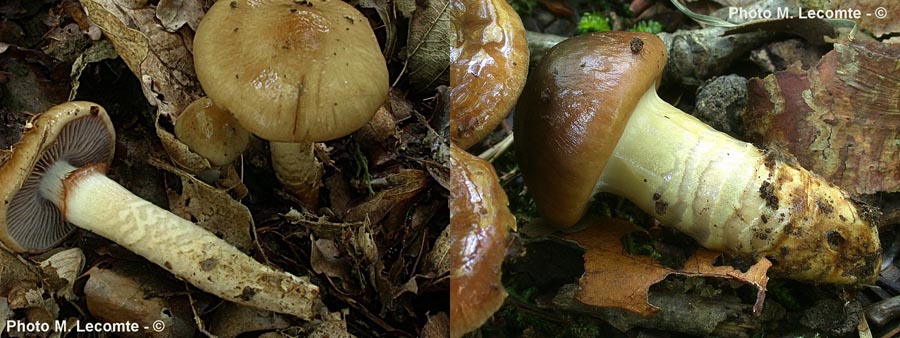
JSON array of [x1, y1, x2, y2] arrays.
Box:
[[450, 0, 529, 149], [193, 0, 389, 209], [0, 102, 319, 318], [514, 32, 880, 284], [175, 97, 250, 168], [449, 144, 516, 337], [174, 97, 250, 181]]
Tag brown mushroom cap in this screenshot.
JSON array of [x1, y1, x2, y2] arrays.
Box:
[[0, 102, 115, 252], [449, 144, 516, 338], [174, 98, 250, 167], [194, 0, 389, 143], [514, 32, 667, 227], [450, 0, 528, 150]]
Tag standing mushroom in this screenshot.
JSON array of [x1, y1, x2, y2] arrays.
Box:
[[515, 32, 880, 284], [450, 144, 516, 337], [193, 0, 389, 210], [0, 102, 319, 319], [451, 0, 528, 149]]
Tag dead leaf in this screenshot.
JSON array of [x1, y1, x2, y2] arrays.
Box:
[[422, 312, 449, 338], [283, 208, 361, 239], [564, 217, 770, 317], [0, 298, 10, 332], [150, 157, 254, 251], [744, 38, 900, 194], [156, 0, 204, 32], [344, 169, 430, 224], [208, 302, 291, 338], [69, 38, 118, 100], [407, 0, 449, 91], [311, 238, 356, 292], [80, 0, 201, 117], [40, 248, 85, 301], [424, 226, 449, 276], [358, 0, 397, 59], [84, 263, 196, 338], [309, 310, 357, 338], [803, 0, 900, 38], [156, 123, 213, 174]]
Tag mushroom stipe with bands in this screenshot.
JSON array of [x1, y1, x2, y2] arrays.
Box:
[[515, 32, 880, 284]]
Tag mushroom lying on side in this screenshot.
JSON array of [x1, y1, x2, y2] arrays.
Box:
[[193, 0, 389, 210], [449, 144, 516, 338], [0, 102, 319, 319], [450, 0, 529, 149], [515, 32, 880, 284]]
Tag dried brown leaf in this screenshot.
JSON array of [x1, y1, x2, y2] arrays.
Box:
[[802, 0, 900, 37], [156, 0, 204, 31], [422, 312, 449, 338], [407, 0, 450, 91], [311, 238, 356, 292], [344, 170, 430, 223], [564, 217, 771, 317], [208, 302, 291, 338], [157, 122, 213, 173], [424, 225, 450, 276], [80, 0, 201, 117], [149, 158, 254, 251], [84, 263, 195, 338], [744, 38, 900, 194], [309, 310, 356, 338]]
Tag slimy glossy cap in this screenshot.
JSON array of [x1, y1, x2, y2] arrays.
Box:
[[193, 0, 389, 143], [514, 32, 667, 227]]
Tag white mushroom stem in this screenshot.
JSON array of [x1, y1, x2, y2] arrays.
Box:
[[270, 141, 323, 210], [40, 160, 319, 319], [594, 87, 878, 282]]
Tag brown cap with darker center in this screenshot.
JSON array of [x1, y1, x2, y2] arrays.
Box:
[[0, 102, 115, 252], [194, 0, 389, 143], [514, 32, 667, 227]]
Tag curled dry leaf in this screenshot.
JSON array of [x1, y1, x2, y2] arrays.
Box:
[[208, 302, 291, 338], [744, 38, 900, 195], [149, 157, 254, 251], [80, 0, 201, 117], [422, 312, 450, 338], [310, 238, 356, 292], [407, 0, 450, 91], [801, 0, 900, 38], [424, 225, 450, 277], [156, 0, 204, 32], [40, 248, 85, 301], [564, 217, 771, 317], [309, 310, 357, 338], [84, 263, 195, 338], [344, 169, 430, 224], [157, 120, 213, 174]]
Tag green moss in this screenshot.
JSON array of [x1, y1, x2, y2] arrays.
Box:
[[628, 20, 663, 34], [511, 0, 539, 15], [577, 12, 610, 35]]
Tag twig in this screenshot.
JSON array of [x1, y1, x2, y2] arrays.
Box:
[[185, 282, 218, 338], [478, 133, 514, 162]]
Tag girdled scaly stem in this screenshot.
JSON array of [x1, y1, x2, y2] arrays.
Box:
[[598, 88, 880, 283], [43, 160, 319, 319], [270, 141, 323, 210]]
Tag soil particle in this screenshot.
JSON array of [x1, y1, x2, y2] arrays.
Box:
[[816, 199, 834, 214], [655, 200, 668, 215], [239, 286, 257, 301], [759, 181, 779, 209]]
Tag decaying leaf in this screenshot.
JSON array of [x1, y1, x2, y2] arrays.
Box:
[[424, 225, 450, 276], [407, 0, 450, 91], [422, 312, 449, 338], [68, 38, 118, 100], [798, 0, 900, 38], [309, 310, 357, 338], [344, 169, 430, 224], [744, 38, 900, 195], [564, 217, 770, 317], [156, 123, 213, 174], [0, 248, 41, 293], [40, 248, 85, 301], [208, 302, 291, 338], [84, 263, 195, 338], [80, 0, 201, 117], [311, 238, 355, 292], [156, 0, 204, 32], [150, 158, 254, 251]]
